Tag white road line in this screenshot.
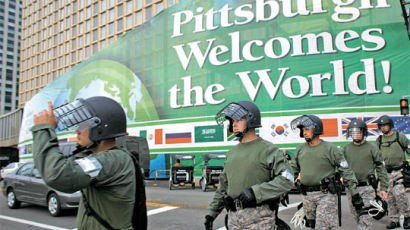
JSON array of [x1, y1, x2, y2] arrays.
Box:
[[216, 202, 301, 230], [0, 215, 71, 230], [0, 206, 179, 230], [278, 201, 301, 211], [147, 206, 179, 216]]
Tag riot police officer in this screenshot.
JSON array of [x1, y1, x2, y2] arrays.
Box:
[[204, 101, 293, 230], [32, 97, 147, 230], [376, 115, 410, 229], [342, 119, 389, 229], [290, 115, 362, 229]]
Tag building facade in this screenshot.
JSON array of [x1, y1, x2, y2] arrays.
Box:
[[19, 0, 179, 107], [0, 0, 21, 115]]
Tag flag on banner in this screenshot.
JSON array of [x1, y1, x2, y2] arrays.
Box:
[[271, 123, 290, 137], [139, 130, 147, 138], [155, 129, 163, 144], [321, 118, 338, 137], [341, 116, 380, 136], [165, 132, 192, 144], [392, 116, 410, 134]]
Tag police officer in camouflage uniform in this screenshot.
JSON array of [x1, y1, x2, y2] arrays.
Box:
[[32, 97, 146, 230], [342, 119, 389, 230], [291, 115, 362, 230], [376, 115, 410, 229], [204, 101, 294, 230]]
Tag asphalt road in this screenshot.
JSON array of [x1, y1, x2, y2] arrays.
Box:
[[0, 180, 408, 229]]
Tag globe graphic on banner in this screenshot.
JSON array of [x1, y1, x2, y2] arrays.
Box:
[[53, 59, 159, 129]]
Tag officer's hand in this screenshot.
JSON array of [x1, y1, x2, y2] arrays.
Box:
[[280, 193, 289, 207], [33, 101, 58, 128], [204, 215, 214, 230], [238, 188, 256, 208], [352, 193, 364, 211], [379, 191, 388, 201]]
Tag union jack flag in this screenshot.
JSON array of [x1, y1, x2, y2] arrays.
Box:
[[341, 116, 380, 136]]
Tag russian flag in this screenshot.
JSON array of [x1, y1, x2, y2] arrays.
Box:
[[165, 132, 192, 144]]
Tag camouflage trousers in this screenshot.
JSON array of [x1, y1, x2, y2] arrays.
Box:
[[303, 191, 337, 230], [227, 204, 276, 230], [387, 170, 410, 222], [347, 185, 375, 230]]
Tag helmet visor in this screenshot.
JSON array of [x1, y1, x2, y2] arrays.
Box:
[[291, 116, 315, 131], [53, 99, 101, 131], [215, 103, 248, 125], [348, 127, 362, 139]]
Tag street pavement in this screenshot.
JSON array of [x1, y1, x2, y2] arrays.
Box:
[[0, 179, 409, 229]]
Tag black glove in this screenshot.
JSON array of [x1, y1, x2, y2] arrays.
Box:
[[351, 193, 364, 211], [204, 215, 214, 230], [280, 193, 289, 207], [238, 188, 257, 208]]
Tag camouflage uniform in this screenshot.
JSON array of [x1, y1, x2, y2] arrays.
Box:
[[387, 170, 410, 222], [342, 141, 389, 230], [291, 141, 359, 230], [228, 204, 276, 230], [378, 132, 410, 223], [303, 191, 338, 229], [206, 138, 293, 229], [347, 186, 375, 230]]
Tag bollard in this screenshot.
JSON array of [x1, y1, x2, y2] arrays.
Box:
[[153, 169, 158, 186]]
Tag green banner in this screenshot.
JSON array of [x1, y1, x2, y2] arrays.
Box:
[[19, 0, 409, 144], [195, 125, 224, 143]]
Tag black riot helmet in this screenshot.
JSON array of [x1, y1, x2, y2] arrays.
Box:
[[53, 96, 127, 142], [347, 119, 368, 142], [215, 101, 261, 136], [368, 196, 388, 220], [377, 115, 394, 130], [291, 115, 323, 138]]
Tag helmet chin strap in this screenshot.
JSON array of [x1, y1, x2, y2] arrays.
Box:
[[234, 127, 249, 141], [305, 134, 318, 143], [382, 129, 390, 135], [84, 140, 100, 150], [353, 139, 362, 144]]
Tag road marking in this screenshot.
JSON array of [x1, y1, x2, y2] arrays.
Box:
[[146, 202, 186, 208], [216, 202, 301, 230], [0, 215, 71, 230], [147, 206, 179, 216], [279, 201, 300, 211]]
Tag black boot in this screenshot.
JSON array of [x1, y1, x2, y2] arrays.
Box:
[[386, 222, 400, 229], [404, 217, 410, 229]]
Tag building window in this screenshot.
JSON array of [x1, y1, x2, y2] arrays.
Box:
[[101, 0, 107, 11], [136, 0, 142, 9], [109, 8, 115, 21], [93, 43, 98, 54], [93, 3, 99, 14], [126, 15, 133, 29], [118, 5, 123, 16], [146, 6, 152, 20], [86, 7, 91, 18], [93, 30, 98, 41], [101, 26, 106, 38], [146, 0, 152, 5], [136, 11, 142, 24], [101, 12, 106, 24], [117, 18, 123, 31], [93, 16, 98, 28], [109, 23, 114, 35], [156, 2, 163, 13], [127, 1, 133, 14]]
